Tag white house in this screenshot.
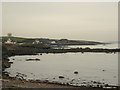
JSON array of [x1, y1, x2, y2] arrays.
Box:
[[51, 41, 56, 44], [5, 38, 16, 44], [32, 40, 40, 44]]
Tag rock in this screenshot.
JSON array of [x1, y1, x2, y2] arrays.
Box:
[[26, 58, 40, 61], [3, 61, 11, 68], [102, 70, 106, 72], [35, 58, 40, 61], [74, 71, 78, 74], [93, 81, 97, 84], [9, 62, 13, 64], [104, 84, 109, 87], [59, 76, 64, 79], [44, 80, 49, 82], [40, 53, 42, 55], [71, 79, 75, 81]]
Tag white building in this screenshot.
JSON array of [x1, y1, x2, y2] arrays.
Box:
[[51, 41, 56, 44], [32, 40, 40, 44], [5, 38, 16, 44]]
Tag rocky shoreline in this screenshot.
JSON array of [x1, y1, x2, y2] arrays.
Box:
[[6, 48, 120, 56], [2, 46, 120, 89], [2, 74, 119, 89], [3, 46, 120, 71], [2, 56, 119, 89]]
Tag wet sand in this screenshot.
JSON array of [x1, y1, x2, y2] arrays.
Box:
[[2, 78, 119, 90], [2, 78, 83, 88]]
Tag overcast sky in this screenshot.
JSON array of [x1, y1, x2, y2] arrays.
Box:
[[2, 2, 118, 42]]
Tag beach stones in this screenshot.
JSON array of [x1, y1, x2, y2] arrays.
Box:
[[40, 53, 42, 55], [74, 71, 78, 74], [9, 62, 13, 64], [59, 76, 64, 79], [102, 70, 106, 72]]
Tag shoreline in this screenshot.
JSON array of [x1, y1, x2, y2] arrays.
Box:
[[2, 78, 80, 88], [2, 76, 119, 89], [2, 46, 120, 89], [6, 48, 120, 57]]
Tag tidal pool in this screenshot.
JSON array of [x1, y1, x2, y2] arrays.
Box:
[[5, 52, 118, 87]]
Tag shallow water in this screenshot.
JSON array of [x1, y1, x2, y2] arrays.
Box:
[[6, 52, 118, 87]]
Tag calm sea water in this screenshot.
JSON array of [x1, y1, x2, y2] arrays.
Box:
[[5, 43, 119, 87]]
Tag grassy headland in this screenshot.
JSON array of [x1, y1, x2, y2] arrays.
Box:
[[2, 36, 104, 45]]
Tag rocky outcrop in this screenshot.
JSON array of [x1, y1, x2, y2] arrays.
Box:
[[59, 76, 64, 79], [26, 58, 40, 61]]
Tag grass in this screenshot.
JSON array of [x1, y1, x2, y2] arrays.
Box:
[[2, 36, 26, 42]]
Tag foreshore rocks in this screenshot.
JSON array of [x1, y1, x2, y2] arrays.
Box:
[[2, 56, 11, 79], [74, 71, 78, 74], [6, 48, 120, 56], [2, 56, 11, 71], [59, 76, 64, 79], [26, 58, 40, 61]]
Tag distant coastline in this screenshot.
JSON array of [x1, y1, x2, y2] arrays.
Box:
[[2, 36, 120, 89], [1, 36, 106, 45]]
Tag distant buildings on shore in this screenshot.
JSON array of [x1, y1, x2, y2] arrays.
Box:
[[3, 33, 90, 45], [32, 40, 41, 44], [3, 37, 70, 45], [5, 38, 16, 44]]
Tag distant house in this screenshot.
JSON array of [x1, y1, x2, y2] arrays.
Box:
[[5, 38, 16, 44], [51, 41, 56, 44], [32, 40, 40, 44]]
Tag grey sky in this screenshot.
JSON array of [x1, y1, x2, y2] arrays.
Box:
[[2, 2, 118, 42]]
